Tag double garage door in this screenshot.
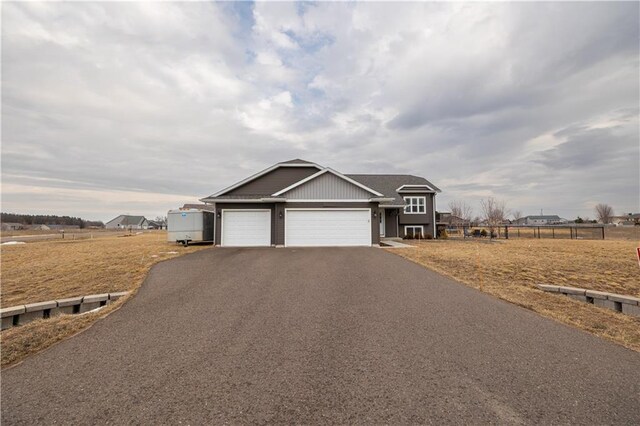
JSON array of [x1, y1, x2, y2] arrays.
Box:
[[221, 209, 371, 247]]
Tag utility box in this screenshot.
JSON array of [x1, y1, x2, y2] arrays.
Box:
[[167, 209, 214, 245]]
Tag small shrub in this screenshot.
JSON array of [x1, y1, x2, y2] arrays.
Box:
[[425, 234, 433, 240], [439, 230, 449, 239], [480, 229, 488, 237]]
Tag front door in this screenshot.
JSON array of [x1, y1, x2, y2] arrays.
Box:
[[380, 211, 385, 237]]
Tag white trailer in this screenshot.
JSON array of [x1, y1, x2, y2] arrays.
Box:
[[167, 209, 214, 246]]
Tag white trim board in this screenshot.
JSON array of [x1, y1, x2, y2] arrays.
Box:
[[272, 168, 383, 197], [396, 184, 440, 194], [285, 199, 376, 203]]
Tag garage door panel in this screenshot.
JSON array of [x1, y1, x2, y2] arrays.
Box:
[[222, 210, 271, 247], [286, 209, 371, 247]]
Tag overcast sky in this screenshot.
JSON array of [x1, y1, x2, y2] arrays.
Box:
[[2, 1, 638, 222]]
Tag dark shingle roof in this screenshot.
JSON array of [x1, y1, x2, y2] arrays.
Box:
[[279, 159, 315, 165], [211, 195, 274, 200], [346, 174, 440, 205], [106, 215, 146, 226], [182, 204, 216, 211], [120, 215, 146, 226]]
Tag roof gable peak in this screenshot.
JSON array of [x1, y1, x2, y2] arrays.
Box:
[[272, 168, 383, 197]]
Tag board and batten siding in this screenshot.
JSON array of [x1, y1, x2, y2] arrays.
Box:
[[283, 173, 372, 200]]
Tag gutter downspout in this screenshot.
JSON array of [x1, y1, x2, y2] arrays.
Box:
[[433, 193, 437, 239]]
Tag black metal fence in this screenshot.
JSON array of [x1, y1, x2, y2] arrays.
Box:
[[441, 224, 607, 240]]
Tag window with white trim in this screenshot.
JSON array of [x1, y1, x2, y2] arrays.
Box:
[[404, 225, 424, 239], [403, 196, 426, 214]]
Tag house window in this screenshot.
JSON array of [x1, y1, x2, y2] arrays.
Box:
[[404, 196, 426, 214], [404, 225, 424, 239]]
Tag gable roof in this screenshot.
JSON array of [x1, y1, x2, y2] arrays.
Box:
[[201, 160, 440, 204], [204, 159, 321, 199], [272, 168, 383, 197], [524, 215, 561, 220], [106, 215, 147, 226], [346, 174, 441, 206], [279, 158, 315, 164]]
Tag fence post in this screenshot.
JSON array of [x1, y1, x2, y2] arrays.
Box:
[[538, 226, 541, 239], [601, 226, 605, 240], [575, 227, 578, 239], [552, 228, 555, 239]]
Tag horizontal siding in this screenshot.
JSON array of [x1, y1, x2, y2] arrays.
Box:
[[284, 173, 371, 199]]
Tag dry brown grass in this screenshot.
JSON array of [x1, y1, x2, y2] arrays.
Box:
[[390, 239, 640, 352], [1, 232, 210, 367], [0, 299, 126, 367]]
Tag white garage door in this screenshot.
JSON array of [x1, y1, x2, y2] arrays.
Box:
[[285, 209, 371, 247], [222, 210, 271, 247]]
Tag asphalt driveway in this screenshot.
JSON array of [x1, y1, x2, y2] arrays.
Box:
[[2, 247, 639, 424]]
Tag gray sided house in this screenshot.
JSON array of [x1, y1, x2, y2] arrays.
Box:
[[105, 215, 149, 230], [200, 159, 441, 247], [515, 215, 567, 225]]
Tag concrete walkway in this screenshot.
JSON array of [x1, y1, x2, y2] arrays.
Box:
[[380, 238, 414, 248], [2, 248, 639, 424]]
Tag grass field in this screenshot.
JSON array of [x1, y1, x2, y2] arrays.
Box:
[[390, 239, 640, 352], [1, 232, 210, 367]]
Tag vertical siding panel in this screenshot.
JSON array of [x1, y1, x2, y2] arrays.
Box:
[[284, 173, 371, 199]]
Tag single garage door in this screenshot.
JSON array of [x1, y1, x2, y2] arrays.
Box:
[[222, 210, 271, 247], [285, 209, 371, 247]]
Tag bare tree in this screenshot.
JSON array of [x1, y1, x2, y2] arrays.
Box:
[[594, 204, 614, 224], [480, 197, 509, 238], [512, 210, 523, 222], [448, 200, 473, 225], [154, 215, 168, 229]]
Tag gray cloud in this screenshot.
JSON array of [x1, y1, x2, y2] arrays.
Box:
[[1, 1, 638, 221]]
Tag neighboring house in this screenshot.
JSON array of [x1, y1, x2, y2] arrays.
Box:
[[199, 159, 440, 247], [30, 224, 51, 231], [1, 222, 24, 231], [182, 203, 216, 212], [515, 215, 567, 225], [146, 220, 164, 230], [612, 213, 640, 226], [105, 215, 149, 229], [436, 212, 466, 225]]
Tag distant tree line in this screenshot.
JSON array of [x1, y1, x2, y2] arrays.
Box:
[[0, 213, 104, 228]]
